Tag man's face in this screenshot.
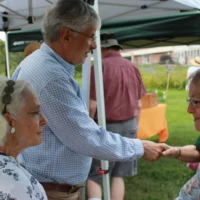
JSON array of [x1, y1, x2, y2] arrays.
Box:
[[66, 26, 97, 65]]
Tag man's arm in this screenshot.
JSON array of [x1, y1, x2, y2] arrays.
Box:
[[89, 100, 97, 118], [41, 77, 166, 162], [41, 78, 145, 161]]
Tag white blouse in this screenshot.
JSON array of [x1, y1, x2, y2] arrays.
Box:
[[0, 154, 47, 200], [175, 166, 200, 200]]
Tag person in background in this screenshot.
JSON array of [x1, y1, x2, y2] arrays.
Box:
[[88, 33, 146, 200], [24, 42, 41, 58], [12, 1, 167, 199], [163, 69, 200, 199], [12, 42, 42, 81], [0, 76, 47, 199]]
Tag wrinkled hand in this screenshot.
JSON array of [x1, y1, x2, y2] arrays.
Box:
[[162, 146, 180, 158], [142, 140, 169, 161]]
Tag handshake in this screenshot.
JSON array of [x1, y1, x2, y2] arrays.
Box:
[[141, 140, 181, 161]]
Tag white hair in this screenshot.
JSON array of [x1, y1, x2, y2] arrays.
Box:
[[187, 69, 200, 88], [0, 76, 34, 145], [41, 0, 101, 42]]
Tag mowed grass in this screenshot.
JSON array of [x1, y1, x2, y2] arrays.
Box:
[[124, 89, 199, 200]]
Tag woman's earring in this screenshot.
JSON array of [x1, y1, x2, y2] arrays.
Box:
[[11, 127, 15, 134]]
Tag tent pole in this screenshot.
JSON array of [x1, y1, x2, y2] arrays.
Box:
[[82, 1, 110, 199], [81, 56, 92, 200], [81, 55, 92, 200], [5, 32, 10, 78], [28, 0, 33, 17], [93, 1, 111, 200], [93, 48, 111, 200], [82, 55, 92, 109]]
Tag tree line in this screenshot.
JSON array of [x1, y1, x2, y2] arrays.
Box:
[[0, 40, 24, 76]]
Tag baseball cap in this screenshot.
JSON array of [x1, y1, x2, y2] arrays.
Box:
[[100, 33, 123, 50]]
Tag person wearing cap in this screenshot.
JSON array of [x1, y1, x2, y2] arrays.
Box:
[[12, 1, 167, 199], [87, 33, 146, 200], [186, 56, 200, 91]]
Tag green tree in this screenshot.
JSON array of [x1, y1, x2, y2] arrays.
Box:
[[0, 40, 24, 76], [0, 40, 6, 75], [9, 51, 24, 75]]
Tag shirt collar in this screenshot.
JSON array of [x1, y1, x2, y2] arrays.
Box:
[[104, 51, 122, 59], [40, 43, 75, 76]]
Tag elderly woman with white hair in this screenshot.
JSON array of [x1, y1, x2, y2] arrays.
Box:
[[163, 69, 200, 199], [0, 76, 48, 199]]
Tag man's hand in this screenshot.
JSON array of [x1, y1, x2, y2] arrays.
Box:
[[141, 140, 168, 161]]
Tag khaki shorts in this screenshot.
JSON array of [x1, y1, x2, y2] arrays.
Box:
[[88, 117, 138, 183]]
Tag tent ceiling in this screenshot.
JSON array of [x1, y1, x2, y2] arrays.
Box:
[[8, 11, 200, 51], [3, 0, 200, 51], [99, 0, 199, 22], [101, 12, 200, 48], [0, 0, 56, 31], [0, 0, 199, 31]]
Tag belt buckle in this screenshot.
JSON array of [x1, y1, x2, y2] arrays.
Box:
[[69, 185, 82, 194]]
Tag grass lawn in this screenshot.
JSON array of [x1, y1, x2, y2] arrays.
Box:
[[124, 89, 199, 200]]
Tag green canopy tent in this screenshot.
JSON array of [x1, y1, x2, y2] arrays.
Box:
[[8, 29, 43, 52], [7, 11, 200, 52], [101, 11, 200, 48]]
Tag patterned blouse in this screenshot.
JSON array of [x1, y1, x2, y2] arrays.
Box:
[[0, 154, 47, 200], [176, 165, 200, 200]]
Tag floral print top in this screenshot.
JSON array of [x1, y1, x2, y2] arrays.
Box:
[[176, 165, 200, 200], [0, 154, 47, 200]]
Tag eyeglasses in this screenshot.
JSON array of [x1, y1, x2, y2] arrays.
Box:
[[186, 98, 200, 108], [2, 80, 15, 114], [69, 28, 96, 44]]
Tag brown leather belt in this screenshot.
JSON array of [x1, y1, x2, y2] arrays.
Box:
[[95, 118, 135, 124], [40, 182, 81, 193], [95, 119, 124, 124]]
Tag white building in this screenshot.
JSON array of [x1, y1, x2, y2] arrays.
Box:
[[120, 45, 200, 66], [173, 45, 200, 65]]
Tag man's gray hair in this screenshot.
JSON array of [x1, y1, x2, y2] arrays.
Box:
[[41, 0, 101, 42], [0, 76, 34, 145]]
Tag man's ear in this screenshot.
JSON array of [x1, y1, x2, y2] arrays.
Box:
[[60, 27, 71, 43], [3, 113, 14, 126]]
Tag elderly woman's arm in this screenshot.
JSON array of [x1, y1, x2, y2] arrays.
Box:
[[162, 144, 200, 162]]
